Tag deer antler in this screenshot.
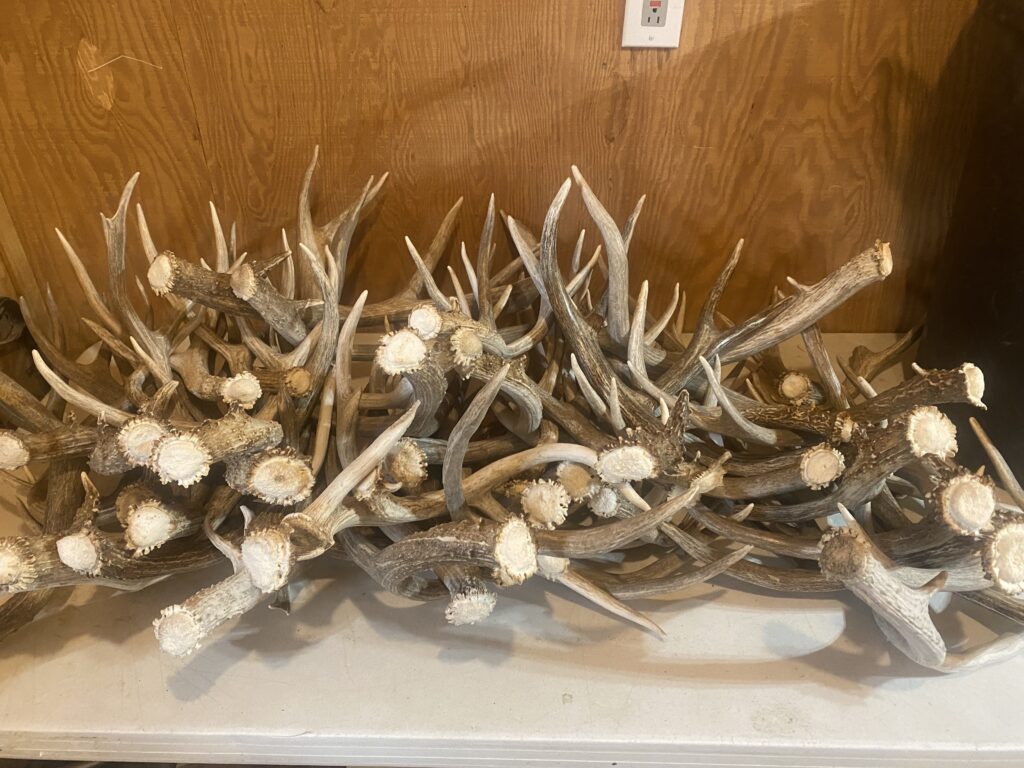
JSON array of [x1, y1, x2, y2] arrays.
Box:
[[0, 157, 1021, 676]]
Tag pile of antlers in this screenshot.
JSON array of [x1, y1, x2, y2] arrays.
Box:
[[1, 150, 1022, 675]]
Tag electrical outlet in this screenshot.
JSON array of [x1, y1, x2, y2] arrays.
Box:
[[622, 0, 685, 48], [641, 0, 666, 27]]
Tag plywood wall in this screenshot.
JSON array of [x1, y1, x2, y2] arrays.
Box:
[[0, 0, 985, 347]]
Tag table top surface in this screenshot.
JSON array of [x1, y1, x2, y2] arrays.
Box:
[[2, 334, 1022, 767]]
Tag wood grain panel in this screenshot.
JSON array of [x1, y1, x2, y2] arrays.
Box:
[[0, 0, 212, 331], [0, 0, 984, 348]]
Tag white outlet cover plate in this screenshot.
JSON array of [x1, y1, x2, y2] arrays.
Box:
[[622, 0, 685, 48]]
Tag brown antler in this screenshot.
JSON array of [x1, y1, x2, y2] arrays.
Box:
[[0, 157, 1020, 677]]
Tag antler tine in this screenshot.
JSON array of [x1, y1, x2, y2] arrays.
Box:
[[404, 236, 450, 310], [970, 418, 1024, 510], [645, 283, 680, 346], [470, 215, 580, 359], [622, 194, 646, 254], [539, 178, 657, 431], [54, 228, 123, 337], [295, 145, 324, 300], [607, 379, 626, 433], [192, 323, 250, 376], [570, 229, 586, 274], [476, 193, 497, 329], [802, 323, 848, 409], [19, 297, 128, 408], [569, 353, 607, 420], [133, 276, 154, 327], [331, 175, 373, 297], [322, 288, 369, 481], [538, 337, 564, 396], [570, 166, 631, 346], [335, 290, 368, 397], [309, 377, 335, 476], [318, 170, 384, 255], [459, 242, 479, 309], [491, 283, 514, 320], [31, 350, 132, 427], [400, 197, 463, 300], [278, 229, 296, 300], [626, 280, 650, 395], [209, 201, 230, 275], [657, 238, 743, 394], [537, 555, 665, 637], [134, 204, 160, 265], [229, 221, 238, 261], [103, 174, 173, 383], [506, 216, 551, 315], [506, 243, 599, 347], [844, 325, 924, 394], [602, 545, 753, 600], [128, 337, 173, 387], [443, 365, 510, 519], [702, 356, 721, 408], [698, 356, 787, 446], [136, 206, 187, 315], [235, 315, 279, 369], [447, 263, 472, 316], [671, 289, 687, 339], [293, 244, 340, 426]]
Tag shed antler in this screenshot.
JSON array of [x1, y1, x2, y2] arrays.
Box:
[[0, 157, 1020, 675]]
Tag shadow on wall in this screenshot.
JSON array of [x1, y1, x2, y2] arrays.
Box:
[[916, 0, 1024, 469], [334, 0, 985, 334]]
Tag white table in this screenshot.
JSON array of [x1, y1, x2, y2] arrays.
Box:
[[2, 335, 1021, 766]]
